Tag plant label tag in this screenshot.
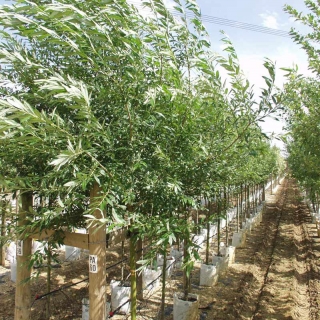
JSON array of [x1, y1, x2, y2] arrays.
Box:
[[89, 255, 98, 273], [17, 240, 23, 256]]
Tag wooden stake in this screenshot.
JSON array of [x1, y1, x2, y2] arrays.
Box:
[[89, 183, 106, 320], [14, 192, 32, 320]]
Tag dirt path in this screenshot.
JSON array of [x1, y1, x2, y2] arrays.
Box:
[[197, 178, 320, 320]]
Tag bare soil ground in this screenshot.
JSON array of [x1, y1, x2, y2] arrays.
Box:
[[193, 178, 320, 320], [1, 177, 319, 320]]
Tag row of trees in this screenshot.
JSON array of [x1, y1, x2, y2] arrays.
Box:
[[0, 0, 285, 318], [282, 1, 320, 209]]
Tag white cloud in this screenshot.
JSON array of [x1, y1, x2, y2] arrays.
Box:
[[259, 12, 279, 29]]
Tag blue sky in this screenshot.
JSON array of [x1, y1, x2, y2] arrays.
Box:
[[195, 0, 311, 81], [192, 0, 312, 147]]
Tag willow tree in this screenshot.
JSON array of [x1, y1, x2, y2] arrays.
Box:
[[281, 1, 320, 203]]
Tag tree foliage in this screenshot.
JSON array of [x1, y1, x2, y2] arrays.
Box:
[[0, 0, 283, 297]]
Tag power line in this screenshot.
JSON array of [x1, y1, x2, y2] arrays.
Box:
[[128, 1, 291, 38]]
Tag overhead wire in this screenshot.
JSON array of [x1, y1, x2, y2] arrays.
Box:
[[128, 1, 291, 38]]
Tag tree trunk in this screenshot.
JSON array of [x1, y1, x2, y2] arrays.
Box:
[[136, 238, 143, 300], [130, 237, 137, 320], [46, 246, 51, 319], [205, 199, 210, 265], [0, 200, 6, 266], [159, 249, 167, 320]]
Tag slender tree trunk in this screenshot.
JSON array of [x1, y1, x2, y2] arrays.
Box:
[[136, 238, 143, 300], [205, 199, 210, 265], [0, 200, 6, 266], [130, 237, 137, 320], [247, 185, 250, 215], [217, 200, 221, 255], [240, 185, 243, 228], [236, 193, 239, 233], [224, 188, 228, 246], [121, 240, 124, 281], [183, 207, 190, 300], [159, 249, 167, 320], [46, 246, 51, 319]]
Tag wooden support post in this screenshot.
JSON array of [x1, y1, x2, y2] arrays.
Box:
[[15, 192, 32, 320], [130, 237, 137, 320], [89, 183, 106, 320], [136, 238, 143, 300]]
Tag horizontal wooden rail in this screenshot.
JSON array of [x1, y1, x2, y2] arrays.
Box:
[[28, 224, 130, 249]]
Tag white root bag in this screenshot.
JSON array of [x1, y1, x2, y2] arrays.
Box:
[[32, 241, 46, 254], [220, 219, 226, 228], [210, 224, 217, 239], [142, 267, 161, 291], [10, 258, 17, 282], [76, 229, 89, 254], [82, 297, 110, 320], [219, 242, 226, 256], [157, 255, 176, 278], [173, 293, 199, 320], [191, 234, 205, 249], [199, 228, 207, 240], [311, 212, 319, 223], [6, 241, 16, 263], [170, 248, 183, 269], [244, 220, 252, 233], [65, 245, 81, 261], [226, 246, 235, 265], [212, 255, 227, 273], [110, 280, 131, 315], [232, 231, 246, 248], [200, 264, 217, 286]]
